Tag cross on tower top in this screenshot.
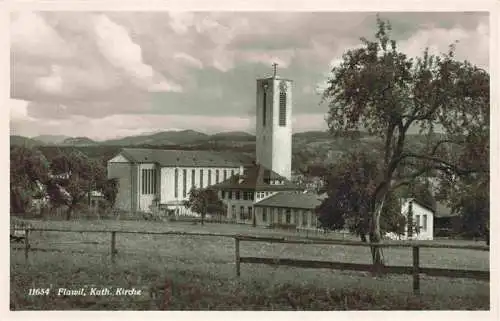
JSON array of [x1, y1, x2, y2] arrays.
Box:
[[272, 62, 278, 78]]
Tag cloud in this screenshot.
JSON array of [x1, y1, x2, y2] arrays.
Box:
[[35, 65, 64, 94], [10, 12, 489, 139], [314, 16, 489, 96], [168, 12, 195, 35], [399, 21, 489, 69], [10, 12, 73, 60], [91, 14, 182, 92], [92, 14, 154, 81], [173, 52, 204, 69], [9, 99, 31, 121], [240, 50, 295, 68]]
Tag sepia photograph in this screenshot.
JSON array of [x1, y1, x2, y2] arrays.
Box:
[[6, 3, 494, 316]]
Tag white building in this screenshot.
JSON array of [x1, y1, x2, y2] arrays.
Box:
[[255, 75, 293, 180], [107, 149, 250, 214], [400, 198, 434, 240], [107, 69, 302, 217]]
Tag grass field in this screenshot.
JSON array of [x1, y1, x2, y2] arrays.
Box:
[[10, 219, 490, 310]]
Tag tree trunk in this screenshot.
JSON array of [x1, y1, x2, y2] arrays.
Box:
[[201, 213, 205, 225], [66, 206, 73, 221], [370, 195, 386, 273]]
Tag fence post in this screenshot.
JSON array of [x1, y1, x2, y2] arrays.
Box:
[[111, 231, 117, 264], [412, 246, 420, 295], [235, 237, 240, 277], [24, 229, 30, 264]]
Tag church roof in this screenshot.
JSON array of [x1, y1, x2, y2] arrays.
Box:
[[117, 148, 251, 168], [211, 163, 302, 191], [254, 191, 323, 210]]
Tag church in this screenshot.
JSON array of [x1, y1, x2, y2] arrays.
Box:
[[107, 69, 323, 229]]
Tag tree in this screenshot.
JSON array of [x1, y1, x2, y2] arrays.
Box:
[[184, 188, 226, 225], [10, 146, 50, 214], [317, 150, 405, 243], [46, 151, 99, 220], [321, 17, 489, 265], [99, 178, 119, 209], [437, 128, 489, 244], [399, 179, 437, 212]]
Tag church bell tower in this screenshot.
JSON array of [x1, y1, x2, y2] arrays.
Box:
[[255, 63, 293, 180]]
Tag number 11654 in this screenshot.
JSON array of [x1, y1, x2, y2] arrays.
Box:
[[28, 288, 50, 296]]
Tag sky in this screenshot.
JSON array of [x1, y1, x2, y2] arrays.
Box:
[[9, 11, 489, 141]]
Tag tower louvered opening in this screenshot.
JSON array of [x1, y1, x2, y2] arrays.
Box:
[[279, 92, 287, 126]]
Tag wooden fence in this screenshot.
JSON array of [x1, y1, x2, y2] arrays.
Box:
[[234, 235, 489, 294], [12, 228, 489, 295]]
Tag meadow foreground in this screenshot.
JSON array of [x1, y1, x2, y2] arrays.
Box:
[[10, 219, 489, 310]]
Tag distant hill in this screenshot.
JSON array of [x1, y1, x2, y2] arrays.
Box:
[[34, 135, 70, 145], [207, 131, 255, 142], [61, 137, 97, 146], [293, 130, 332, 140], [11, 130, 448, 174], [10, 135, 44, 148], [101, 130, 209, 146]]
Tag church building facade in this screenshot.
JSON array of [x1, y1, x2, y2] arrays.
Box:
[[107, 69, 316, 226]]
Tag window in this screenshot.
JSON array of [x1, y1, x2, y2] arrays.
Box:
[[263, 90, 267, 126], [183, 169, 187, 197], [293, 209, 299, 224], [223, 170, 227, 181], [200, 169, 204, 188], [235, 191, 241, 200], [141, 169, 146, 194], [141, 168, 157, 195], [249, 192, 254, 201], [422, 214, 427, 231], [285, 209, 291, 224], [174, 169, 179, 198], [240, 206, 244, 219], [146, 170, 149, 194], [208, 170, 212, 186], [231, 170, 235, 177], [302, 211, 308, 227], [221, 191, 226, 199], [243, 192, 248, 201], [191, 169, 195, 190], [216, 170, 220, 184], [247, 207, 253, 220], [231, 205, 236, 219], [228, 191, 233, 200], [279, 92, 287, 126], [277, 208, 283, 224], [262, 208, 267, 222]]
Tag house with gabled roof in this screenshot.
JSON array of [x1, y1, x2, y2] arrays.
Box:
[[210, 163, 303, 224], [400, 198, 435, 240], [253, 191, 323, 228]]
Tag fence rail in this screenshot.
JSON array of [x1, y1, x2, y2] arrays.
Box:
[[233, 235, 489, 295], [11, 228, 489, 295]]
